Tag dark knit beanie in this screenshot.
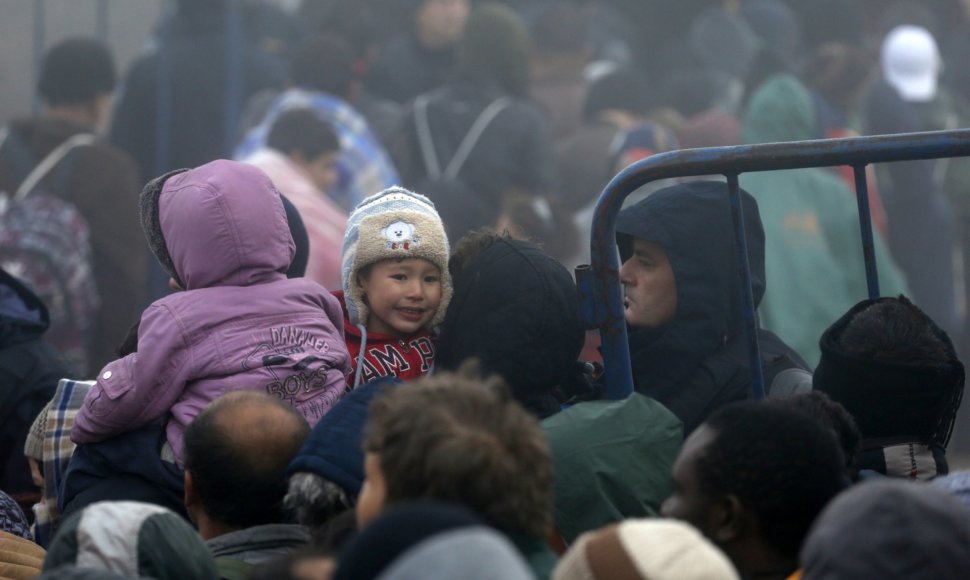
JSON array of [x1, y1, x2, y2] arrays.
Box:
[[286, 376, 399, 497], [436, 239, 584, 418]]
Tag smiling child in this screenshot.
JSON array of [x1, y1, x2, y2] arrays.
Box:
[[336, 187, 452, 387]]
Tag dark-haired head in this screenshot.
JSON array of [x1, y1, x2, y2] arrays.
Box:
[[662, 401, 848, 577], [267, 108, 340, 163], [38, 38, 115, 106], [769, 392, 861, 480]]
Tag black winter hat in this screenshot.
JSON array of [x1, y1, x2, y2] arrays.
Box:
[[436, 239, 584, 418], [814, 297, 965, 447]]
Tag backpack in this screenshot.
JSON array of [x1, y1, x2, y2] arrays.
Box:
[[662, 329, 813, 433], [413, 94, 510, 238], [0, 128, 100, 375]]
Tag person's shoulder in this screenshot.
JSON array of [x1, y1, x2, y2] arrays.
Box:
[[76, 138, 139, 174]]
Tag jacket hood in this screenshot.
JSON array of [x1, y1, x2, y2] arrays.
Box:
[[742, 74, 820, 144], [814, 297, 965, 446], [616, 180, 765, 397], [436, 239, 584, 418], [0, 268, 49, 345], [141, 160, 295, 290], [45, 501, 218, 579], [542, 393, 682, 543]]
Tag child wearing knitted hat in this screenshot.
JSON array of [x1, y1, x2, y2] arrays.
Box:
[[337, 187, 452, 387]]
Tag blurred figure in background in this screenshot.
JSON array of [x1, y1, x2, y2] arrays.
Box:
[[0, 37, 146, 374], [243, 108, 347, 290], [391, 3, 560, 247], [0, 269, 67, 517], [110, 0, 285, 302], [529, 1, 593, 141], [366, 0, 470, 104], [881, 24, 970, 343], [741, 73, 908, 367], [236, 35, 399, 212], [110, 0, 285, 182]]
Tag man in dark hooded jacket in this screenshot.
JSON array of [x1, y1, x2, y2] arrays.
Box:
[[616, 180, 811, 434], [0, 269, 68, 506]]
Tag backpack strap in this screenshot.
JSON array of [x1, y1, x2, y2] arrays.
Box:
[[415, 95, 512, 181], [14, 133, 96, 202], [0, 127, 41, 190]]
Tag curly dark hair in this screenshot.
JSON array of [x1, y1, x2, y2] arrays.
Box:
[[363, 363, 553, 538], [447, 227, 509, 280], [697, 401, 849, 559], [769, 391, 861, 477]]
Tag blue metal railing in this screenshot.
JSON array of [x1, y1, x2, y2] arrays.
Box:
[[578, 129, 970, 400]]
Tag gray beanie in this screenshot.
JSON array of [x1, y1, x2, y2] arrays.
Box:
[[340, 186, 451, 328]]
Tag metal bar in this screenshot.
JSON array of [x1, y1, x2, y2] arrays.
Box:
[[225, 0, 244, 156], [574, 265, 602, 330], [585, 129, 970, 399], [852, 165, 880, 298], [589, 176, 634, 401], [33, 0, 46, 115], [727, 174, 766, 399], [96, 0, 110, 41]]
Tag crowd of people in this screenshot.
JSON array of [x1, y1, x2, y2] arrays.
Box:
[[2, 0, 970, 578]]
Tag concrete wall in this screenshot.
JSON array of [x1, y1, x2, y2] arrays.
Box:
[[0, 0, 164, 122]]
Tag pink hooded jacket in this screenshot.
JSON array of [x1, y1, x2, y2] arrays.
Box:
[[71, 160, 352, 466]]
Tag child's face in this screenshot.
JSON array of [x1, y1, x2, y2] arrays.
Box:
[[304, 151, 339, 193], [358, 258, 442, 337], [357, 452, 388, 529], [293, 150, 339, 193]]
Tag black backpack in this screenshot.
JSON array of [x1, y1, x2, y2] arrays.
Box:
[[413, 94, 510, 239]]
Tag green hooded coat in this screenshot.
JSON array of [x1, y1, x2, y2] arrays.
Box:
[[542, 393, 682, 544], [741, 74, 908, 367]]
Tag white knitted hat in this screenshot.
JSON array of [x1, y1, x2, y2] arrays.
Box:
[[553, 520, 740, 580], [616, 519, 739, 580], [341, 186, 451, 328]]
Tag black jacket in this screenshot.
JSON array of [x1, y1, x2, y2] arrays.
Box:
[[616, 181, 809, 433], [0, 269, 67, 495]]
